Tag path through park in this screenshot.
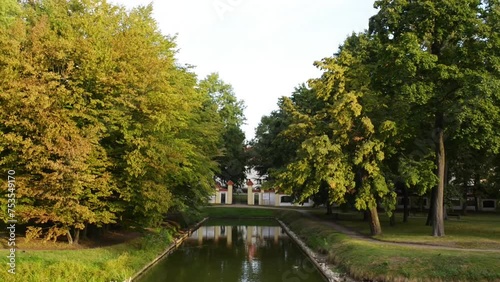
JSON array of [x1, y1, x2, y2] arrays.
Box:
[[212, 205, 500, 253]]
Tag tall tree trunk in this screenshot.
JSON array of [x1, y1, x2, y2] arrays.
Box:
[[73, 228, 80, 245], [326, 202, 332, 215], [368, 206, 382, 235], [326, 187, 332, 215], [67, 230, 73, 244], [432, 113, 445, 236]]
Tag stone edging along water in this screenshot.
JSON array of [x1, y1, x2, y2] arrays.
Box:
[[128, 216, 356, 282], [129, 217, 209, 282], [276, 219, 357, 282]]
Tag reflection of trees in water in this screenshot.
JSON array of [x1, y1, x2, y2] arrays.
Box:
[[139, 224, 324, 282]]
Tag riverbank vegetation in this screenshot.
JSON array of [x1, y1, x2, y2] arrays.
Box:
[[0, 211, 205, 281], [0, 227, 173, 282], [0, 0, 246, 244]]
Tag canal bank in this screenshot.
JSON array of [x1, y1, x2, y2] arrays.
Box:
[[132, 208, 356, 282], [131, 217, 209, 281], [134, 218, 329, 282], [277, 218, 356, 282], [130, 207, 500, 282], [280, 210, 500, 282], [203, 206, 500, 282]]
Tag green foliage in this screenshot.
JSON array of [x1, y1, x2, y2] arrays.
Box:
[[0, 0, 21, 28], [399, 157, 438, 194], [198, 73, 247, 185], [252, 1, 500, 236], [248, 85, 313, 187], [369, 0, 500, 235], [0, 0, 228, 238], [198, 73, 245, 128], [273, 37, 398, 230]]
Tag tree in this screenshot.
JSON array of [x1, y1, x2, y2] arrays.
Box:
[[0, 0, 120, 242], [275, 35, 397, 235], [249, 85, 312, 178], [368, 0, 500, 236], [198, 73, 247, 185], [250, 85, 346, 215], [0, 0, 21, 28], [0, 0, 226, 242]]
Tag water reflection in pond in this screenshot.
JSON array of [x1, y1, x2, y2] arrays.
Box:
[[137, 221, 326, 282]]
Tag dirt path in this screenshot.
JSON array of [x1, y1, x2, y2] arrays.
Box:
[[210, 204, 500, 253]]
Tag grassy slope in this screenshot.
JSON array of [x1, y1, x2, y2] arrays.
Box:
[[278, 211, 500, 282], [0, 228, 174, 282], [0, 208, 275, 281], [206, 207, 500, 282]]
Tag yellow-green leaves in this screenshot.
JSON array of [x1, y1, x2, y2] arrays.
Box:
[[0, 0, 232, 237]]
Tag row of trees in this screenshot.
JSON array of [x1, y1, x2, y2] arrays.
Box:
[[0, 0, 246, 243], [251, 0, 500, 236]]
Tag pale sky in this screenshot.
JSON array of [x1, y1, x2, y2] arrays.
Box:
[[109, 0, 378, 140]]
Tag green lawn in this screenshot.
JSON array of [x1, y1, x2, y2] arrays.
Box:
[[202, 206, 277, 218], [0, 228, 174, 282], [278, 210, 500, 282], [314, 210, 500, 249], [204, 218, 278, 226]]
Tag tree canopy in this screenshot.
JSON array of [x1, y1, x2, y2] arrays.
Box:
[[251, 0, 500, 236], [198, 73, 247, 186], [0, 0, 242, 243]]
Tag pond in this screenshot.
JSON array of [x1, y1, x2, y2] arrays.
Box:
[[137, 219, 327, 282]]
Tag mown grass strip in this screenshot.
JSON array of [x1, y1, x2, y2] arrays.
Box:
[[278, 210, 500, 282], [313, 210, 500, 250], [202, 206, 277, 218]]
